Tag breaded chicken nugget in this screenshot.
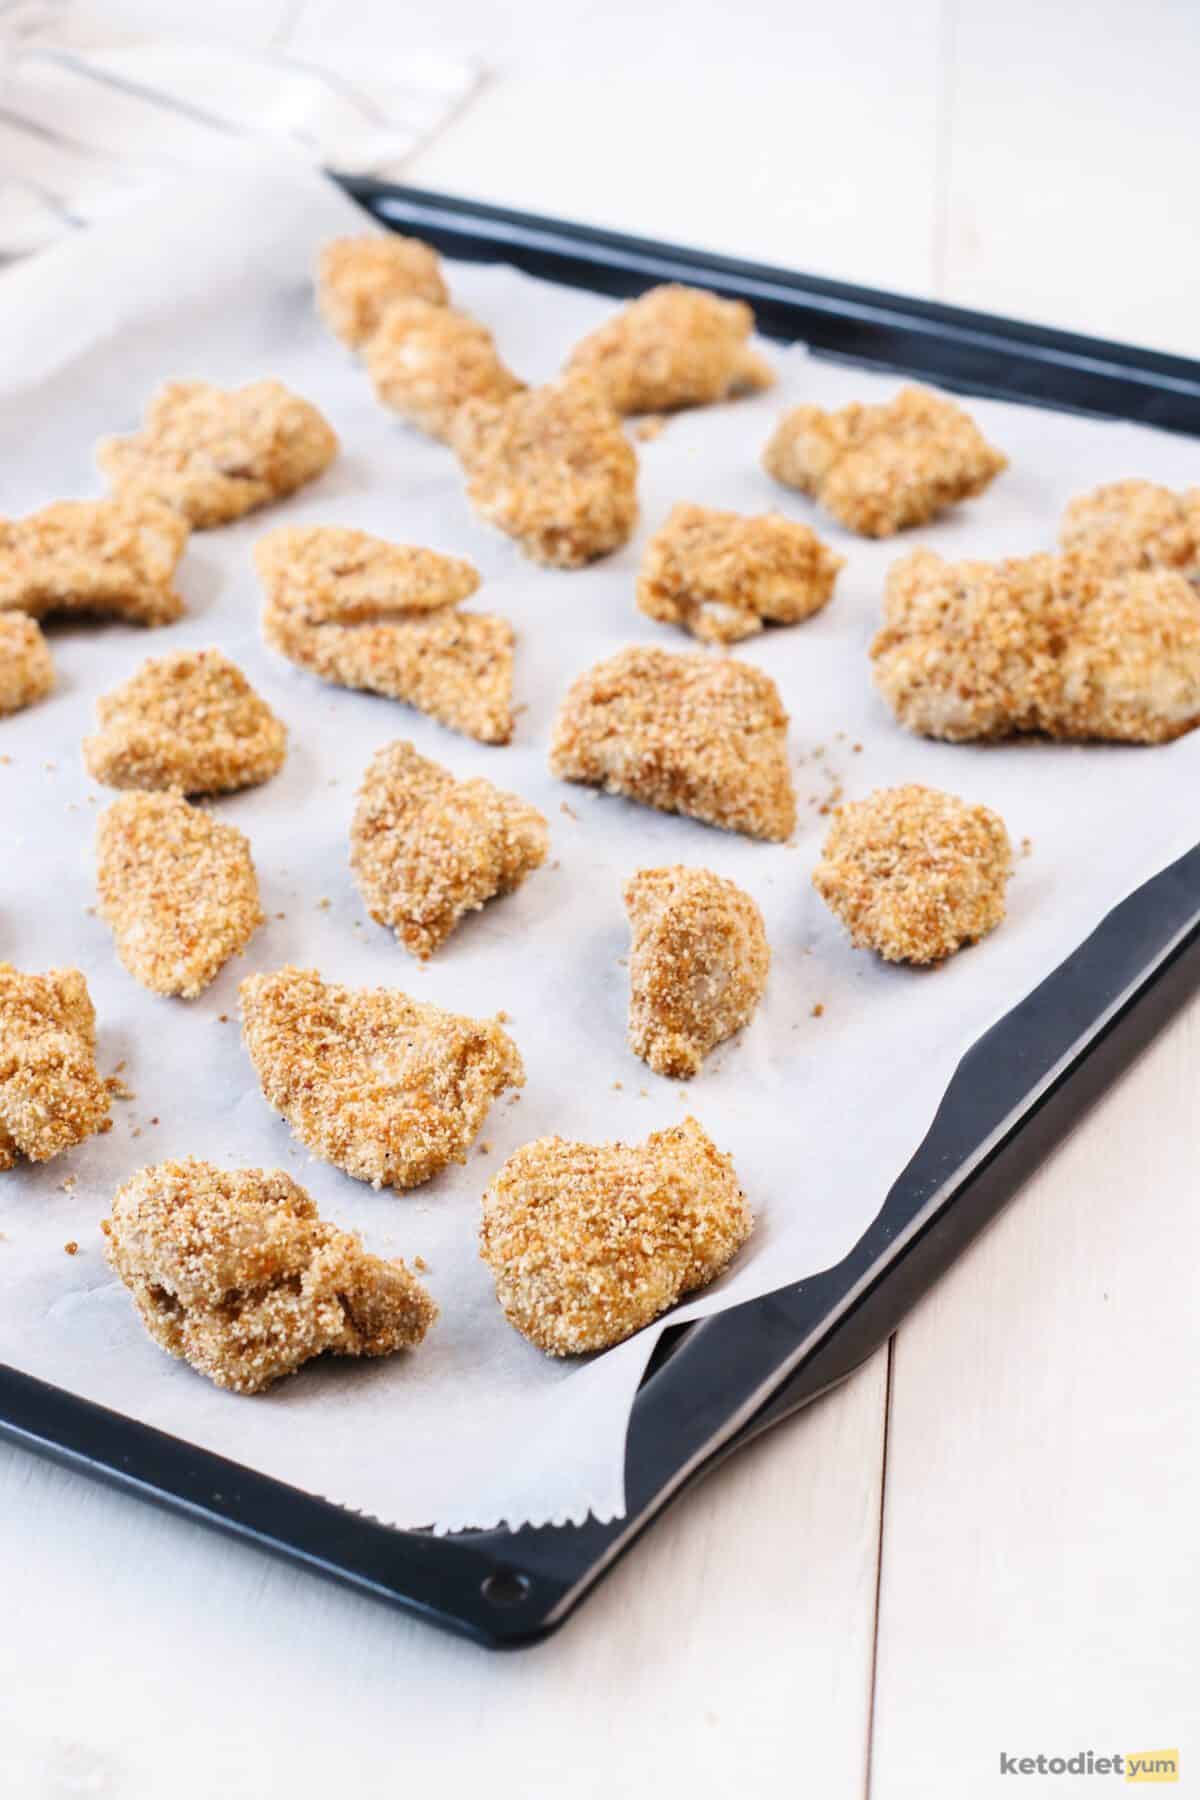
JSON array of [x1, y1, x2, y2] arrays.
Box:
[[96, 791, 264, 998], [550, 645, 796, 841], [454, 378, 638, 568], [624, 866, 769, 1078], [637, 502, 843, 643], [479, 1116, 752, 1354], [0, 615, 53, 715], [84, 648, 287, 793], [1054, 570, 1200, 741], [871, 548, 1200, 744], [0, 497, 189, 627], [104, 1159, 436, 1393], [255, 521, 510, 741], [351, 740, 549, 959], [813, 784, 1012, 964], [1059, 479, 1200, 584], [0, 964, 111, 1168], [97, 380, 337, 527], [316, 233, 448, 348], [764, 385, 1007, 537], [565, 284, 773, 415], [364, 298, 524, 442], [261, 593, 513, 746], [255, 524, 480, 625], [240, 966, 523, 1191], [872, 548, 1052, 742]]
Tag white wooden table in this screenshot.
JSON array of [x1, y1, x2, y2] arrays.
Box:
[[2, 4, 1197, 1794]]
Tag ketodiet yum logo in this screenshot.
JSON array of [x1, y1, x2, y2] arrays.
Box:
[[999, 1749, 1179, 1782]]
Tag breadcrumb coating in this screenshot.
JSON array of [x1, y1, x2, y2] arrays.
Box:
[[97, 380, 338, 528], [871, 548, 1200, 744], [454, 378, 638, 568], [364, 298, 524, 442], [104, 1158, 437, 1393], [96, 791, 264, 998], [763, 385, 1007, 537], [255, 521, 510, 740], [637, 502, 843, 643], [255, 524, 480, 625], [550, 644, 796, 841], [262, 592, 513, 745], [351, 739, 549, 959], [0, 963, 111, 1168], [624, 866, 769, 1077], [240, 966, 524, 1190], [1059, 479, 1200, 584], [0, 614, 53, 715], [479, 1116, 752, 1355], [565, 284, 773, 415], [316, 233, 449, 349], [813, 784, 1012, 964], [0, 497, 189, 626], [84, 648, 288, 792]]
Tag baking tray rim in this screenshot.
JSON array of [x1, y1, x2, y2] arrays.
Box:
[[2, 175, 1198, 1648]]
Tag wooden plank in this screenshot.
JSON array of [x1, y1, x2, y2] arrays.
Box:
[[869, 997, 1200, 1796], [293, 0, 947, 298], [938, 0, 1200, 355]]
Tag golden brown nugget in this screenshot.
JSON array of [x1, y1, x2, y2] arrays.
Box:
[[550, 645, 796, 841], [764, 384, 1007, 537], [84, 648, 287, 793], [454, 378, 638, 568], [479, 1117, 752, 1355], [624, 866, 769, 1078], [240, 966, 524, 1190], [637, 502, 843, 643], [263, 593, 514, 745], [364, 299, 524, 442], [316, 233, 449, 349], [255, 524, 480, 626], [0, 964, 111, 1168], [104, 1159, 437, 1393], [0, 614, 53, 715], [871, 548, 1200, 745], [96, 791, 264, 998], [97, 380, 338, 528], [351, 740, 549, 959], [565, 284, 773, 415], [0, 497, 189, 627], [1059, 479, 1200, 584], [813, 784, 1012, 965], [255, 522, 509, 741]]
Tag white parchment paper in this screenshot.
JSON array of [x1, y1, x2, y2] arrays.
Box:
[[1, 148, 1197, 1531]]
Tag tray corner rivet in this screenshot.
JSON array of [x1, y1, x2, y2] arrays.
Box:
[[481, 1569, 532, 1609]]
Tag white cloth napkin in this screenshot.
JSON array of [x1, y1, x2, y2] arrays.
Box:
[[0, 2, 482, 258]]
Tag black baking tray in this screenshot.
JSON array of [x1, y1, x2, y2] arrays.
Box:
[[3, 180, 1200, 1648]]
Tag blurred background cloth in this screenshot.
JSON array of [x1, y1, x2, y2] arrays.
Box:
[[0, 0, 482, 258]]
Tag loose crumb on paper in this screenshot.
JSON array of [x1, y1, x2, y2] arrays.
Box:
[[634, 415, 667, 442]]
